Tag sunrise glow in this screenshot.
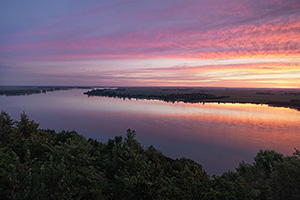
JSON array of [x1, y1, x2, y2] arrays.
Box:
[[0, 0, 299, 87]]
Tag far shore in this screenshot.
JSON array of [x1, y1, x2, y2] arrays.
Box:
[[0, 86, 92, 96], [84, 87, 300, 111], [1, 86, 299, 111]]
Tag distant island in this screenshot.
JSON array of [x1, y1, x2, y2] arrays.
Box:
[[1, 111, 299, 199], [85, 88, 229, 102], [84, 87, 300, 111]]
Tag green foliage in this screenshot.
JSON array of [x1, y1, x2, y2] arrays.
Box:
[[235, 150, 300, 200], [16, 112, 39, 138], [0, 111, 299, 199], [269, 149, 300, 200], [0, 111, 14, 146]]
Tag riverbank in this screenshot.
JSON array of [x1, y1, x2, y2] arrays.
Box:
[[84, 87, 300, 111]]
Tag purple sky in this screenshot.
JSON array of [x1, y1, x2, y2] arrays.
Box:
[[0, 0, 299, 87]]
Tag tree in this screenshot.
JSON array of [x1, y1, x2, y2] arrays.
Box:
[[16, 112, 39, 138], [0, 111, 15, 147], [269, 149, 300, 200]]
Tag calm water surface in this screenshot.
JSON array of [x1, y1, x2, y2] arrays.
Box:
[[1, 89, 299, 175]]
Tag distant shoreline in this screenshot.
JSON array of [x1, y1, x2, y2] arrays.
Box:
[[84, 87, 300, 111], [0, 86, 92, 96], [1, 86, 299, 111]]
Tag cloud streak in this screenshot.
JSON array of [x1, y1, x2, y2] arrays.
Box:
[[0, 0, 299, 87]]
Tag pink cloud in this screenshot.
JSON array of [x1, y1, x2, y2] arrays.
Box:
[[2, 16, 299, 62], [1, 0, 300, 87]]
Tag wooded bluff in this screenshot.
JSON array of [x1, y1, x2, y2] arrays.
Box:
[[0, 111, 299, 199]]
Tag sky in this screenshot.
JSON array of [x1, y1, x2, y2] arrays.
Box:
[[0, 0, 299, 88]]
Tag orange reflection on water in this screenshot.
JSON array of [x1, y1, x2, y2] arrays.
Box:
[[83, 96, 300, 156], [164, 102, 300, 155], [66, 94, 300, 156]]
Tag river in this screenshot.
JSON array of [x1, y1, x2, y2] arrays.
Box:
[[1, 88, 299, 175]]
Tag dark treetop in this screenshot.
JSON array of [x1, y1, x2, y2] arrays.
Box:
[[1, 111, 300, 199]]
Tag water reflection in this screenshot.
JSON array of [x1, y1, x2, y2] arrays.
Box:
[[0, 89, 299, 175]]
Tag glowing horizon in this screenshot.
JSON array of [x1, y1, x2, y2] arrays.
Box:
[[0, 0, 299, 88]]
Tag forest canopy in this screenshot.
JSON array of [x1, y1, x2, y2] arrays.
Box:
[[0, 111, 299, 199]]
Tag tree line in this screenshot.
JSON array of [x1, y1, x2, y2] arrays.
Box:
[[84, 89, 229, 103], [1, 111, 299, 199]]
